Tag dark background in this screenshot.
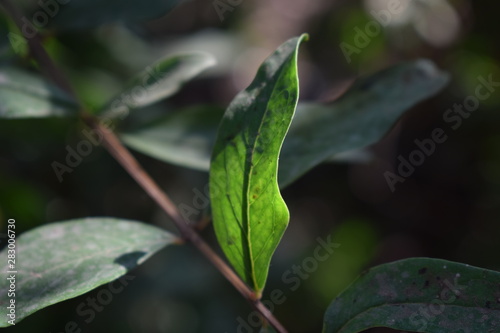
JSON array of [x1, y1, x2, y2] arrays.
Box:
[[0, 0, 499, 332]]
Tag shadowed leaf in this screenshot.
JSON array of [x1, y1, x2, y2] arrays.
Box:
[[99, 53, 216, 119], [0, 67, 78, 119], [0, 218, 177, 327], [323, 258, 500, 333], [279, 59, 449, 186]]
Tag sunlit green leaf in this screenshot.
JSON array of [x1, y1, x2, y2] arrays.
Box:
[[209, 34, 308, 294], [0, 218, 177, 327], [323, 258, 500, 333], [99, 53, 216, 119], [0, 67, 78, 118]]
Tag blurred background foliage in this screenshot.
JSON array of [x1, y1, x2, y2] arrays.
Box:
[[0, 0, 499, 332]]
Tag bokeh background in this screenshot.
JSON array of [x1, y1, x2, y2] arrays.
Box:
[[0, 0, 499, 332]]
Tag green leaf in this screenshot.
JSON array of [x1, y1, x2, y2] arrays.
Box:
[[48, 0, 184, 30], [0, 67, 78, 119], [209, 34, 308, 295], [119, 60, 448, 189], [323, 258, 500, 333], [279, 59, 450, 186], [0, 218, 177, 327], [121, 105, 224, 170], [99, 53, 216, 119]]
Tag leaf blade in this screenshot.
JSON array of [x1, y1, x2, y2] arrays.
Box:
[[0, 217, 177, 327], [0, 67, 78, 119], [209, 34, 308, 294], [279, 59, 450, 186], [323, 258, 500, 333], [99, 53, 216, 119]]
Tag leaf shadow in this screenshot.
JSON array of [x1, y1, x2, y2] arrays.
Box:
[[113, 251, 148, 270]]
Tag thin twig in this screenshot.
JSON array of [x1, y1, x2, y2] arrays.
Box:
[[0, 0, 75, 97], [0, 2, 288, 332]]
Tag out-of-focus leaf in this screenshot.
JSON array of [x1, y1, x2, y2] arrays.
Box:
[[278, 59, 449, 186], [209, 34, 307, 295], [0, 67, 78, 118], [47, 0, 184, 30], [0, 218, 177, 327], [121, 105, 224, 170], [325, 148, 374, 164], [99, 53, 216, 119], [323, 258, 500, 333]]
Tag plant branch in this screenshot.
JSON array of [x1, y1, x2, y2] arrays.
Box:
[[0, 2, 288, 332], [0, 0, 75, 97]]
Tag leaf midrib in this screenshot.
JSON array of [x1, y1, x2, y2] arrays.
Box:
[[242, 62, 293, 292]]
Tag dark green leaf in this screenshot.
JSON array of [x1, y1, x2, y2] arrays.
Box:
[[99, 53, 216, 119], [48, 0, 184, 30], [0, 67, 78, 119], [323, 258, 500, 333], [279, 59, 450, 186], [209, 34, 308, 294], [0, 218, 177, 327], [121, 105, 224, 170]]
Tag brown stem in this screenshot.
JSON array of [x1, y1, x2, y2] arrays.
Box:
[[0, 1, 288, 332]]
